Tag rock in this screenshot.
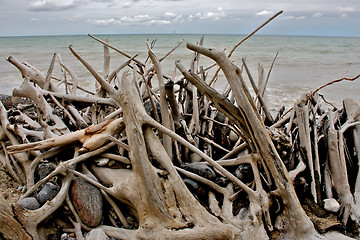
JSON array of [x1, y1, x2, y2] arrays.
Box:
[[183, 178, 199, 192], [215, 176, 229, 187], [37, 182, 59, 205], [190, 153, 202, 163], [85, 228, 109, 240], [95, 158, 109, 167], [234, 164, 253, 183], [144, 99, 161, 120], [229, 130, 238, 142], [17, 197, 40, 210], [60, 233, 76, 240], [37, 162, 55, 181], [183, 162, 216, 180], [70, 176, 103, 227], [323, 198, 340, 213]]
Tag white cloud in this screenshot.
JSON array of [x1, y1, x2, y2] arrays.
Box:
[[88, 18, 117, 25], [297, 16, 306, 20], [281, 16, 295, 20], [88, 15, 171, 26], [29, 0, 78, 11], [29, 0, 116, 11], [150, 19, 171, 24], [255, 10, 274, 16], [165, 12, 176, 17], [195, 7, 225, 21], [312, 12, 323, 17]]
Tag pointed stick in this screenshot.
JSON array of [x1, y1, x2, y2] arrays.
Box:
[[43, 53, 57, 91], [242, 58, 274, 124], [159, 40, 183, 62], [147, 41, 173, 159], [88, 34, 145, 67]]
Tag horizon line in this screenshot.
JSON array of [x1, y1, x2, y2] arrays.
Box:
[[0, 32, 359, 38]]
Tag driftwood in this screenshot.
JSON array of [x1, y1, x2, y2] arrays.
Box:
[[1, 13, 360, 240]]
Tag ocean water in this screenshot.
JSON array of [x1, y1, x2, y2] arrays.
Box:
[[0, 34, 359, 111]]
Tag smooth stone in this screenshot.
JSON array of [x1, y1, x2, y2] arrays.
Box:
[[183, 162, 216, 180], [95, 158, 109, 167], [85, 228, 109, 240], [229, 130, 239, 142], [17, 197, 41, 210], [323, 198, 340, 213], [190, 153, 202, 163], [70, 176, 103, 227], [183, 178, 199, 192], [37, 182, 59, 205]]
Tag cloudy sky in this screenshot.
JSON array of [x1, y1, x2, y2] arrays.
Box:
[[1, 0, 359, 37]]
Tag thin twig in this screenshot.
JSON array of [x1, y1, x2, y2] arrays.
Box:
[[281, 74, 360, 119]]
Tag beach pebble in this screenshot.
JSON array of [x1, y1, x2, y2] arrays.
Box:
[[215, 176, 229, 187], [183, 162, 216, 180], [85, 228, 109, 240], [183, 178, 199, 192], [190, 153, 202, 163], [95, 158, 109, 167], [37, 182, 59, 205], [60, 233, 76, 240], [234, 164, 253, 183], [323, 198, 340, 213], [17, 197, 41, 210], [70, 176, 103, 227], [229, 130, 238, 142]]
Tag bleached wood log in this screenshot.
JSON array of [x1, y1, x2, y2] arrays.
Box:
[[40, 88, 117, 107], [6, 118, 124, 154], [147, 42, 173, 159], [12, 79, 69, 135], [242, 58, 274, 124], [7, 56, 60, 92], [185, 42, 318, 239], [43, 53, 57, 91], [327, 127, 355, 225], [176, 61, 252, 148], [343, 99, 360, 208], [327, 110, 360, 225], [296, 103, 317, 203]]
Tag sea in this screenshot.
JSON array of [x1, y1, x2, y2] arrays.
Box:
[[0, 34, 359, 112]]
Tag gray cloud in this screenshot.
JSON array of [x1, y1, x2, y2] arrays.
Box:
[[1, 0, 359, 36], [28, 0, 116, 12], [29, 0, 80, 12]]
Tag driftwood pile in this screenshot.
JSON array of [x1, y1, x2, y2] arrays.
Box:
[[1, 14, 360, 240]]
